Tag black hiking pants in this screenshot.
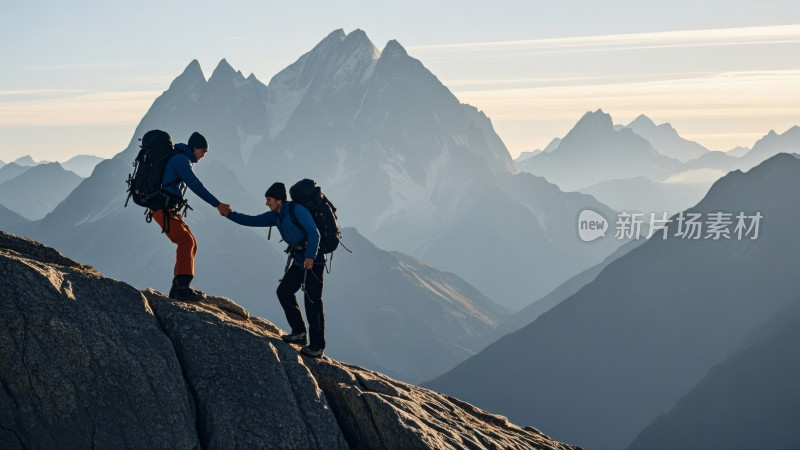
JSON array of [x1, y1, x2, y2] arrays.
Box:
[[277, 264, 326, 350]]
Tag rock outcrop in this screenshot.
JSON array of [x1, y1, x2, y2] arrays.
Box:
[[0, 231, 576, 450]]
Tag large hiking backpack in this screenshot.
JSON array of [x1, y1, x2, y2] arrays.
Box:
[[288, 179, 341, 255], [124, 129, 181, 212]]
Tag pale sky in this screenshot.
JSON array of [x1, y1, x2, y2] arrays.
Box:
[[2, 0, 799, 162]]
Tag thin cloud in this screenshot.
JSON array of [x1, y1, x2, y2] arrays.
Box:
[[662, 169, 728, 185], [454, 67, 800, 152], [408, 24, 800, 58], [24, 62, 143, 71], [0, 90, 162, 126], [0, 89, 88, 97]]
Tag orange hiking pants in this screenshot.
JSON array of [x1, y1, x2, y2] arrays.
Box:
[[151, 209, 197, 276]]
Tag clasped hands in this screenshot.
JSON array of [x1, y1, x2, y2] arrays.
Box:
[[217, 203, 232, 216]]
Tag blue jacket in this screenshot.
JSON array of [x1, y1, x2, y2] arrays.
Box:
[[226, 201, 323, 266], [161, 143, 220, 207]]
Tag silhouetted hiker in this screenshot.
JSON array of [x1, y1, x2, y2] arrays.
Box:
[[223, 182, 327, 358], [154, 132, 232, 301]]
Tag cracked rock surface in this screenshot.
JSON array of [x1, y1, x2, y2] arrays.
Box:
[[0, 231, 577, 450]]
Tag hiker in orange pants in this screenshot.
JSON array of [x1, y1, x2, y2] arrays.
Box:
[[151, 210, 197, 276], [155, 132, 231, 301]]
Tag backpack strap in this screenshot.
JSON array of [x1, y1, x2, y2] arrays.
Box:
[[288, 203, 308, 243]]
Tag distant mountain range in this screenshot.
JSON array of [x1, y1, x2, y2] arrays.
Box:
[[61, 155, 105, 177], [0, 163, 83, 220], [0, 155, 105, 220], [516, 110, 685, 192], [624, 115, 709, 163], [741, 125, 800, 167], [11, 155, 41, 166], [427, 153, 800, 449], [515, 138, 562, 163], [0, 163, 30, 186], [518, 111, 800, 219]]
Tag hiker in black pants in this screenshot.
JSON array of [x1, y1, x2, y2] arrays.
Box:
[[223, 182, 327, 358]]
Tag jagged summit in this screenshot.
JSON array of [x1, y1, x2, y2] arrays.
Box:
[[744, 125, 800, 163], [0, 231, 576, 450], [165, 59, 207, 96], [382, 39, 409, 58], [344, 28, 369, 44], [624, 113, 709, 162], [209, 58, 242, 80], [176, 59, 205, 83], [628, 114, 679, 137], [567, 109, 614, 137], [326, 28, 347, 41], [206, 58, 249, 89]]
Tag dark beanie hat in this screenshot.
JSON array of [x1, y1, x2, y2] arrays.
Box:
[[188, 132, 208, 150], [265, 182, 287, 201]]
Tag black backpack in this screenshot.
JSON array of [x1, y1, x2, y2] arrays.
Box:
[[124, 129, 182, 212], [288, 179, 341, 255]]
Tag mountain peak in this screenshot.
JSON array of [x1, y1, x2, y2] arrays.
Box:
[[574, 109, 613, 131], [382, 39, 409, 58], [12, 155, 37, 166], [327, 28, 347, 41], [184, 59, 202, 76], [345, 28, 369, 43], [629, 114, 656, 128], [168, 59, 206, 91], [341, 29, 381, 60], [209, 58, 244, 82]]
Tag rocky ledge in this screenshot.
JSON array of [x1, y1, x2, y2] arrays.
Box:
[[0, 231, 576, 449]]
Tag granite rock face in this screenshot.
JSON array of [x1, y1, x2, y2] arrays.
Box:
[[0, 232, 198, 449], [0, 231, 577, 450]]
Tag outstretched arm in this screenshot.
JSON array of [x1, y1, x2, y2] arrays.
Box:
[[174, 158, 221, 207], [226, 210, 276, 227]]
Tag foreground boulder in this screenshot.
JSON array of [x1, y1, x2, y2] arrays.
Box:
[[0, 232, 198, 448], [0, 231, 576, 449]]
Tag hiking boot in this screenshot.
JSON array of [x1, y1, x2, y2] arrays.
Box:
[[281, 332, 307, 345], [171, 275, 206, 302], [169, 277, 178, 299], [300, 345, 324, 358], [173, 285, 206, 302]]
